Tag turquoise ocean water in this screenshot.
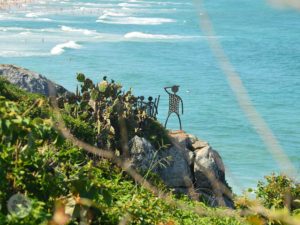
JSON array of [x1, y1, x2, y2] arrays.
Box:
[[1, 0, 299, 193]]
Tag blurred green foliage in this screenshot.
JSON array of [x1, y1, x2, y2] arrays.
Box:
[[0, 78, 242, 225], [256, 173, 300, 212], [2, 77, 299, 225]]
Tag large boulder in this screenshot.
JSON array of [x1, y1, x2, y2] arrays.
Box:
[[193, 146, 234, 207], [157, 146, 193, 190], [193, 146, 225, 189], [128, 136, 159, 173], [0, 64, 69, 96], [128, 136, 194, 196], [128, 131, 234, 208], [169, 131, 234, 208]]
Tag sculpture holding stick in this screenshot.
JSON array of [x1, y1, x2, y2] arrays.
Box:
[[164, 85, 184, 130], [137, 95, 160, 119]]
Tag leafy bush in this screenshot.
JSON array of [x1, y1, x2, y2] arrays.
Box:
[[57, 74, 170, 152], [256, 173, 300, 212], [0, 77, 50, 119], [0, 79, 242, 225]]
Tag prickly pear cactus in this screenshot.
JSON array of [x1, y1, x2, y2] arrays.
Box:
[[57, 73, 158, 153]]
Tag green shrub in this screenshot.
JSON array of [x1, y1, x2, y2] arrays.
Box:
[[0, 77, 50, 119], [0, 79, 243, 225], [256, 173, 300, 212], [57, 74, 170, 152]]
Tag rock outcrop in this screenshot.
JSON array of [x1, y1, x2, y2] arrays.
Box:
[[0, 64, 69, 96], [128, 131, 234, 208], [158, 146, 194, 189], [128, 136, 159, 173]]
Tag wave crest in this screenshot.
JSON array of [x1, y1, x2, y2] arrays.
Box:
[[60, 25, 95, 35], [97, 17, 175, 25], [99, 10, 129, 19], [124, 32, 197, 40], [50, 41, 81, 55]]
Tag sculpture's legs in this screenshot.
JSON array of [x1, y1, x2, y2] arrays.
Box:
[[176, 113, 182, 130], [164, 113, 171, 128], [165, 113, 182, 130]]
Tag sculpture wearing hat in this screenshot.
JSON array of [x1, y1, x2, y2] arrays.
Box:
[[164, 85, 184, 130]]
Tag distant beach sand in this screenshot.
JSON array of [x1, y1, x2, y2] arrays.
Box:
[[0, 0, 37, 10]]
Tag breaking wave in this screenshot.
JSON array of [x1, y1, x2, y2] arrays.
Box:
[[25, 12, 43, 18], [99, 10, 129, 19], [124, 32, 197, 40], [118, 2, 151, 8], [50, 41, 81, 55], [60, 26, 96, 35], [97, 17, 176, 25]]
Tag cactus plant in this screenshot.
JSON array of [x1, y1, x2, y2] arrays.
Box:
[[57, 74, 169, 154]]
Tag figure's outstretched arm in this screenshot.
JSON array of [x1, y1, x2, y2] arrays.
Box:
[[164, 87, 172, 95]]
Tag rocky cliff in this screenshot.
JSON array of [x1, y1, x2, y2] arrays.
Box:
[[129, 131, 234, 208], [0, 64, 69, 96]]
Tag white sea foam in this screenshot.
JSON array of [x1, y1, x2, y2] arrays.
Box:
[[124, 32, 198, 40], [36, 18, 53, 22], [0, 27, 28, 32], [126, 0, 191, 5], [151, 1, 191, 5], [0, 15, 53, 22], [25, 12, 43, 18], [97, 17, 175, 25], [25, 13, 38, 18], [0, 50, 49, 57], [0, 26, 58, 34], [61, 25, 96, 35], [50, 41, 81, 55], [73, 2, 115, 7], [99, 10, 129, 19], [118, 3, 150, 8], [19, 31, 32, 36]]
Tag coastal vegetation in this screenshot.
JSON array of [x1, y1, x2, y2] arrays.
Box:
[[58, 73, 170, 151], [0, 77, 299, 225]]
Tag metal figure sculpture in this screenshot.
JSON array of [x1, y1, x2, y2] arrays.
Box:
[[153, 95, 160, 118], [146, 96, 160, 118], [137, 95, 160, 119], [164, 85, 184, 130], [137, 96, 145, 109]]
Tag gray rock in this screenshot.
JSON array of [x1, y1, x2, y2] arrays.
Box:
[[129, 131, 234, 208], [194, 146, 223, 189], [157, 146, 193, 189], [192, 140, 209, 150], [128, 136, 159, 173], [129, 135, 195, 197], [187, 149, 195, 166], [187, 134, 198, 144], [168, 131, 189, 149], [193, 146, 233, 207], [0, 64, 69, 96]]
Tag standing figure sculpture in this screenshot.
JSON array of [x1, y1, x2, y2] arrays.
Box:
[[164, 85, 184, 130]]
